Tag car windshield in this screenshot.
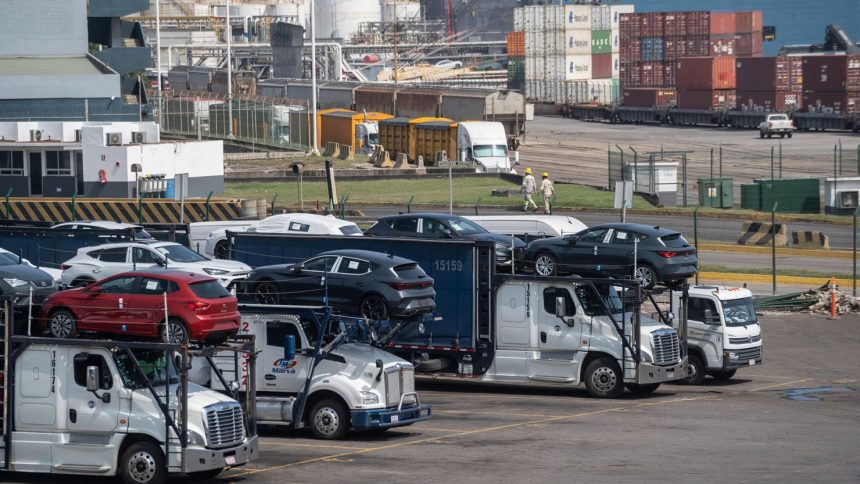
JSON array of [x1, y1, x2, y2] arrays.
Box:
[[155, 244, 207, 263], [339, 225, 362, 236], [771, 115, 788, 120], [721, 297, 758, 327], [472, 145, 507, 158], [445, 217, 486, 235], [113, 349, 180, 389], [575, 284, 624, 316]]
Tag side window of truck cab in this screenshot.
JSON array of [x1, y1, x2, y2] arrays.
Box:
[[542, 287, 576, 316], [73, 353, 113, 390], [266, 320, 304, 349], [688, 297, 718, 323]]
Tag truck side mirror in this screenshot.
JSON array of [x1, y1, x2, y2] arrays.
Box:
[[284, 334, 296, 361], [555, 297, 566, 318], [703, 309, 719, 325], [86, 365, 100, 392]]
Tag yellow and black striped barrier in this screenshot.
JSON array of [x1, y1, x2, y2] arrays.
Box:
[[1, 197, 255, 224], [737, 221, 789, 246]]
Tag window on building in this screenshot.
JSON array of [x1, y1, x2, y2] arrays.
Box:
[[0, 151, 25, 175], [45, 151, 72, 176]]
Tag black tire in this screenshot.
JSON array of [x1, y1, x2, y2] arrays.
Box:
[[708, 369, 737, 381], [683, 353, 706, 385], [665, 279, 686, 290], [309, 398, 349, 440], [214, 240, 230, 259], [779, 133, 785, 138], [71, 277, 94, 288], [49, 309, 77, 339], [625, 383, 661, 395], [634, 263, 658, 290], [189, 468, 223, 481], [767, 133, 772, 139], [584, 357, 624, 398], [360, 295, 389, 320], [119, 440, 166, 484], [163, 317, 189, 344], [253, 281, 281, 305], [534, 253, 558, 276], [759, 131, 764, 139], [787, 132, 793, 138]]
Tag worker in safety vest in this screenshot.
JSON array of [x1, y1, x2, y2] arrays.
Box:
[[521, 168, 537, 212], [540, 172, 555, 214]]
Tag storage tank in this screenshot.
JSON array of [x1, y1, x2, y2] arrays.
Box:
[[315, 0, 381, 40], [381, 0, 421, 23]]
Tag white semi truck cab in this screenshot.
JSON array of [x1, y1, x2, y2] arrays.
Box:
[[356, 121, 380, 154], [198, 306, 431, 440], [457, 121, 511, 173], [0, 332, 258, 484], [671, 286, 762, 383]]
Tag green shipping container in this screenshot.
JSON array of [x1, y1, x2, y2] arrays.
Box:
[[591, 30, 611, 55], [698, 178, 733, 208], [740, 183, 761, 210], [507, 58, 525, 81], [759, 178, 820, 214]]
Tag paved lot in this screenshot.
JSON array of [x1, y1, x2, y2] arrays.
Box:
[[10, 312, 857, 483]]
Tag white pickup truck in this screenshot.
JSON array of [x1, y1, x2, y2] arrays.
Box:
[[758, 113, 794, 139]]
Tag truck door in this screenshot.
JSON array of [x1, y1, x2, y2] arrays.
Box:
[[261, 318, 311, 393], [537, 285, 583, 352], [687, 296, 722, 365]]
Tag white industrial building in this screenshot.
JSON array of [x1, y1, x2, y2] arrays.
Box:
[[0, 121, 223, 198]]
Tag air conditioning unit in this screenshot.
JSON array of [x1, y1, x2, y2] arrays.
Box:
[[132, 131, 146, 144], [74, 129, 82, 142], [106, 132, 122, 146], [839, 190, 859, 209], [30, 129, 43, 142]]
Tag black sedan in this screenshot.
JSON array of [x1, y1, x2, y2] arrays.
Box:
[[522, 223, 698, 289], [245, 249, 436, 320], [364, 213, 526, 268]]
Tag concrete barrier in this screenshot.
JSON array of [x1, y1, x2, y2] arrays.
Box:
[[791, 230, 830, 249], [738, 221, 789, 246], [338, 144, 354, 161]]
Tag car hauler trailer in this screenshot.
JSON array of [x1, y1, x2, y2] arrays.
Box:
[[194, 305, 431, 440], [227, 233, 688, 397], [0, 301, 258, 484]]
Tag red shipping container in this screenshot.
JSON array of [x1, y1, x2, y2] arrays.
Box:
[[776, 56, 803, 90], [802, 56, 848, 92], [777, 91, 803, 111], [676, 56, 736, 90], [620, 62, 641, 87], [803, 91, 850, 113], [710, 35, 736, 57], [751, 11, 763, 33], [622, 87, 677, 107], [641, 12, 665, 37], [690, 36, 710, 57], [663, 13, 685, 38], [846, 55, 860, 91], [734, 33, 755, 57], [687, 11, 710, 37], [677, 89, 736, 109], [710, 12, 736, 35], [593, 54, 612, 79], [737, 57, 776, 92], [752, 33, 763, 56], [734, 11, 762, 34], [737, 90, 802, 112], [621, 38, 641, 63]]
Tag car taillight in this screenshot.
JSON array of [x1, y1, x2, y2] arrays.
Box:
[[657, 251, 677, 258], [187, 301, 210, 311], [389, 281, 432, 290]]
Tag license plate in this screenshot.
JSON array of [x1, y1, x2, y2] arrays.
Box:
[[391, 415, 399, 423], [667, 371, 674, 379], [225, 455, 236, 465], [749, 359, 756, 366]]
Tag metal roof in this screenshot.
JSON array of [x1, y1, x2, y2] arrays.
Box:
[[0, 56, 105, 76]]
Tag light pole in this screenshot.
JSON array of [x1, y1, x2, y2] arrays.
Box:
[[226, 0, 233, 138], [156, 0, 162, 93], [310, 0, 319, 155]]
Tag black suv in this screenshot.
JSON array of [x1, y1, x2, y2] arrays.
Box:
[[522, 223, 698, 289], [365, 213, 526, 268]]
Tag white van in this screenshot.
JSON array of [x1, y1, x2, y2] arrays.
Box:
[[466, 215, 587, 241]]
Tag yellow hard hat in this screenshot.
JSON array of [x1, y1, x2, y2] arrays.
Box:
[[542, 172, 549, 178], [525, 168, 532, 174]]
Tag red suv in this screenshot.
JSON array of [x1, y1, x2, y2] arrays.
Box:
[[40, 270, 240, 344]]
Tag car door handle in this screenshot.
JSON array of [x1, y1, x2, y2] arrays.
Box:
[[264, 374, 276, 380], [540, 331, 547, 343], [93, 269, 101, 273], [69, 409, 77, 423]]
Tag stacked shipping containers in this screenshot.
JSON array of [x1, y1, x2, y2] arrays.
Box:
[[735, 56, 803, 112], [507, 30, 525, 91], [802, 56, 860, 114]]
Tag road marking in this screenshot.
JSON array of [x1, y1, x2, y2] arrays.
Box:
[[259, 441, 374, 451], [229, 378, 814, 478], [699, 271, 829, 286], [432, 409, 565, 418]]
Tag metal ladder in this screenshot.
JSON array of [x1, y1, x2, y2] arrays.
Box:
[[1, 300, 9, 468]]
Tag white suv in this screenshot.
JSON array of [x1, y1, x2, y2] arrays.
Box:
[[60, 241, 251, 288]]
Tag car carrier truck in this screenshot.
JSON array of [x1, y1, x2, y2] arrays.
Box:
[[226, 233, 689, 398], [0, 302, 258, 484]]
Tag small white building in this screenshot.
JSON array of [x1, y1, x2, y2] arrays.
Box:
[[824, 177, 860, 214], [0, 121, 223, 198]]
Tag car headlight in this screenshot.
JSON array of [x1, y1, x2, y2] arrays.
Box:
[[360, 391, 379, 405], [3, 278, 28, 287], [203, 268, 229, 275], [187, 429, 206, 446]]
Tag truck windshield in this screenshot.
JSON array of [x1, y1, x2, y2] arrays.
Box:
[[473, 145, 507, 158], [114, 349, 180, 389], [575, 284, 624, 316], [368, 133, 379, 144], [721, 298, 757, 326]]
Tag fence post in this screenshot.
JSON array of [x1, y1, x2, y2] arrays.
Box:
[[771, 202, 779, 296], [137, 194, 143, 224], [709, 148, 714, 181], [839, 138, 843, 175], [629, 146, 638, 192], [682, 154, 688, 207], [406, 195, 414, 213], [854, 206, 859, 297], [779, 140, 783, 178], [719, 145, 723, 179], [614, 144, 624, 185], [693, 208, 699, 285], [834, 144, 839, 197], [856, 143, 859, 175], [205, 191, 213, 221], [270, 194, 278, 216], [71, 193, 77, 221], [474, 197, 482, 216], [4, 187, 12, 220]]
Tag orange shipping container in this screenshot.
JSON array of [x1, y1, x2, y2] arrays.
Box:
[[507, 31, 525, 57], [676, 56, 736, 90], [414, 120, 457, 165], [709, 12, 736, 35], [319, 110, 393, 152], [378, 117, 452, 161]]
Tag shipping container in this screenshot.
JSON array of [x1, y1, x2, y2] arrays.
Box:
[[803, 91, 851, 113], [802, 56, 848, 92], [211, 69, 258, 96], [612, 53, 621, 78], [319, 82, 362, 110], [676, 56, 736, 90], [565, 79, 620, 105], [566, 30, 592, 55], [776, 56, 804, 91], [687, 11, 711, 37], [378, 117, 410, 157], [167, 66, 192, 91], [620, 38, 641, 63], [737, 57, 776, 92], [609, 5, 634, 31], [355, 85, 397, 115], [188, 67, 214, 92], [507, 31, 525, 57], [592, 30, 612, 55], [525, 55, 540, 80], [396, 88, 443, 119], [439, 88, 527, 138], [640, 12, 665, 37], [611, 29, 620, 53], [642, 36, 665, 61], [733, 11, 764, 34], [565, 54, 592, 81], [548, 30, 565, 57], [547, 54, 566, 81], [513, 8, 523, 31], [709, 12, 736, 35], [640, 61, 666, 87], [564, 5, 591, 31], [677, 89, 736, 110], [847, 55, 860, 91], [709, 35, 736, 57], [523, 5, 543, 32], [591, 5, 610, 31], [736, 90, 802, 112], [545, 5, 564, 31], [622, 87, 677, 107], [592, 53, 612, 79], [733, 32, 762, 57], [414, 120, 457, 164]]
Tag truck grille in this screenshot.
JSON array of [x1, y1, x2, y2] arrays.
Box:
[[204, 402, 244, 448], [729, 334, 761, 345], [735, 346, 762, 360], [651, 329, 681, 366], [384, 366, 402, 407]]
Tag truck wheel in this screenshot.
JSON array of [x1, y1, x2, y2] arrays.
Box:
[[683, 353, 706, 385], [163, 318, 189, 344], [584, 357, 624, 398], [49, 309, 78, 339], [759, 131, 764, 139], [767, 133, 772, 139], [625, 383, 660, 395], [634, 263, 657, 290], [309, 398, 349, 440], [708, 369, 737, 381], [787, 132, 793, 138], [120, 441, 166, 484], [780, 133, 785, 138], [214, 240, 229, 259], [534, 253, 557, 276]]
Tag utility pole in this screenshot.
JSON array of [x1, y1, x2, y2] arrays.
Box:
[[226, 0, 234, 138], [156, 0, 162, 93], [393, 0, 398, 83], [311, 0, 319, 154]]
